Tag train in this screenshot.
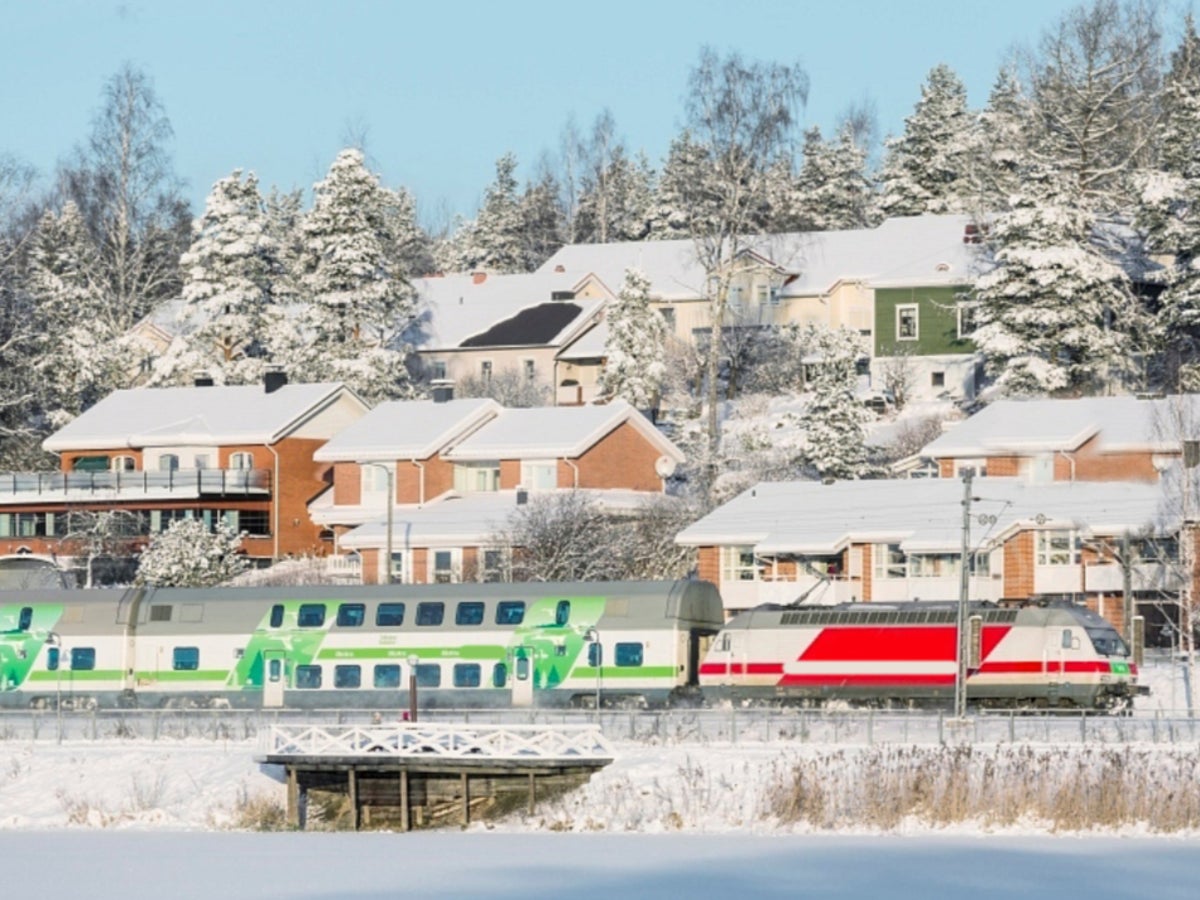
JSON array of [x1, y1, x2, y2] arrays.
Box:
[[0, 581, 1142, 712]]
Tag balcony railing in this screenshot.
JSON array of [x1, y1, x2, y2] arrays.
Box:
[[0, 468, 272, 502]]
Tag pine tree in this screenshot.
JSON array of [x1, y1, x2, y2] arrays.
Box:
[[517, 167, 565, 270], [647, 132, 718, 240], [292, 149, 417, 403], [973, 67, 1031, 208], [802, 326, 871, 480], [600, 268, 667, 409], [441, 153, 527, 273], [575, 148, 654, 243], [793, 124, 878, 230], [159, 170, 284, 385], [879, 64, 976, 217], [973, 166, 1132, 395]]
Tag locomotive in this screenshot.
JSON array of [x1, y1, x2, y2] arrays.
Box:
[[0, 581, 1140, 711]]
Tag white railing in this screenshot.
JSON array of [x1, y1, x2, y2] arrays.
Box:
[[0, 467, 271, 503], [257, 722, 614, 762]]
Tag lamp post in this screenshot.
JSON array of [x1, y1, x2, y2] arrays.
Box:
[[45, 631, 62, 743], [954, 471, 973, 721], [583, 627, 601, 719], [407, 653, 419, 723], [358, 462, 395, 584]]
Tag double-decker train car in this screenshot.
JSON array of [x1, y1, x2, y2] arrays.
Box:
[[0, 581, 724, 710], [699, 600, 1141, 710]]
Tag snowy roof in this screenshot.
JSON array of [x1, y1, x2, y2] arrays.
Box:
[[336, 488, 654, 548], [44, 382, 361, 452], [537, 215, 983, 301], [557, 322, 608, 361], [675, 477, 1174, 555], [313, 398, 501, 462], [921, 396, 1200, 458], [407, 271, 606, 351], [444, 400, 684, 462]]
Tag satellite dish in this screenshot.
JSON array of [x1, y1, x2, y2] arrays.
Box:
[[655, 456, 678, 479]]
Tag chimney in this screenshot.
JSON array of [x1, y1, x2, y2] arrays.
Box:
[[472, 271, 488, 285], [193, 371, 214, 387], [264, 368, 288, 394], [516, 487, 528, 505], [431, 379, 455, 404], [554, 264, 565, 273]]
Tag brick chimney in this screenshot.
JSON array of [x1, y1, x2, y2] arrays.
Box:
[[472, 271, 488, 285]]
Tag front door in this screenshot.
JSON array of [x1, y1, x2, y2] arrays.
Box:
[[263, 650, 286, 708], [511, 647, 534, 708]]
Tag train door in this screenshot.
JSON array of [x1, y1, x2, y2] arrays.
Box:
[[262, 650, 286, 708], [682, 629, 716, 687], [511, 646, 534, 708]]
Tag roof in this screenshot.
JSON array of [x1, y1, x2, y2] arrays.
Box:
[[557, 321, 608, 361], [537, 215, 983, 301], [922, 396, 1200, 458], [675, 477, 1174, 555], [44, 382, 361, 452], [407, 271, 606, 351], [444, 400, 684, 462], [314, 398, 501, 462], [336, 489, 655, 548]]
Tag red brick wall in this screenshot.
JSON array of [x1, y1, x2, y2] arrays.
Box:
[[332, 462, 361, 505], [937, 459, 954, 478], [1070, 435, 1161, 482], [698, 546, 719, 584], [412, 548, 429, 584], [988, 457, 1019, 476], [1003, 531, 1035, 599], [861, 544, 873, 601], [573, 421, 662, 491], [499, 460, 522, 490], [269, 436, 332, 557]]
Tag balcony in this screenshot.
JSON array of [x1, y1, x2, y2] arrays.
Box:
[[1084, 561, 1187, 594], [0, 468, 272, 505]]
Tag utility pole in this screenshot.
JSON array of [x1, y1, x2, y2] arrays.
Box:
[[954, 470, 973, 720]]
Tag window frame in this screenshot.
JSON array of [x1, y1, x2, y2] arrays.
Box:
[[336, 603, 366, 627], [172, 646, 200, 671], [453, 663, 482, 688], [414, 663, 442, 687], [295, 665, 322, 689], [334, 664, 362, 689], [376, 602, 406, 627], [896, 304, 919, 341], [455, 601, 485, 626], [297, 604, 326, 628], [70, 647, 96, 670], [373, 664, 401, 689], [416, 601, 445, 626], [495, 601, 525, 625], [615, 642, 644, 667]]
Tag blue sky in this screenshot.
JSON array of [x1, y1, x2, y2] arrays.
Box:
[[0, 0, 1177, 225]]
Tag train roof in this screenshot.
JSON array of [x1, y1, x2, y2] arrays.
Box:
[[727, 600, 1120, 630]]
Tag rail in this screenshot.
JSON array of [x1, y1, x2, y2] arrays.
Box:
[[0, 467, 271, 502], [257, 722, 614, 762]]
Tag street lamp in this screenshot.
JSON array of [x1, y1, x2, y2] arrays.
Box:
[[583, 627, 601, 717], [407, 653, 419, 723], [357, 462, 395, 584]]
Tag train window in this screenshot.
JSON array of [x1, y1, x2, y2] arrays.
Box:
[[374, 664, 401, 688], [455, 602, 485, 626], [376, 603, 405, 626], [555, 600, 571, 626], [296, 666, 322, 689], [453, 663, 482, 688], [615, 643, 644, 667], [46, 647, 59, 671], [269, 605, 285, 628], [492, 662, 507, 688], [588, 642, 602, 667], [334, 665, 362, 689], [336, 604, 365, 627], [416, 602, 445, 626], [150, 605, 172, 622], [1062, 629, 1073, 650], [18, 607, 32, 631], [298, 604, 326, 627], [495, 601, 525, 625], [415, 664, 441, 687], [172, 647, 200, 671], [268, 659, 282, 683], [70, 648, 95, 671], [515, 654, 530, 681]]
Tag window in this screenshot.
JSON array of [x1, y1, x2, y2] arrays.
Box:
[[1037, 530, 1080, 566], [659, 307, 676, 330], [555, 600, 571, 626], [453, 663, 482, 688], [416, 602, 445, 626], [456, 602, 485, 626], [172, 647, 199, 671], [931, 371, 945, 388], [728, 285, 743, 312], [389, 552, 404, 582], [334, 665, 362, 689], [520, 461, 558, 491], [336, 604, 365, 627], [495, 601, 525, 625], [957, 304, 977, 339], [721, 547, 758, 582], [908, 554, 958, 578], [268, 659, 282, 683], [415, 664, 442, 687], [756, 284, 769, 306], [269, 605, 285, 628], [361, 464, 392, 502], [615, 643, 644, 667], [430, 360, 447, 380], [194, 454, 211, 469], [158, 454, 180, 472], [46, 647, 59, 671], [229, 452, 254, 470], [297, 604, 326, 627], [433, 550, 457, 584], [374, 664, 401, 689], [111, 456, 136, 472], [587, 642, 602, 667], [873, 544, 907, 579], [896, 304, 919, 341], [482, 549, 505, 582], [971, 551, 991, 577], [492, 662, 508, 688], [18, 607, 32, 631], [454, 462, 501, 493], [523, 359, 536, 383], [238, 511, 270, 536], [70, 648, 95, 670], [515, 653, 530, 681], [376, 603, 405, 626], [295, 665, 322, 689], [481, 360, 493, 382]]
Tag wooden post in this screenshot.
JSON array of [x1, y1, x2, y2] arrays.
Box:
[[287, 767, 300, 830], [348, 768, 359, 832], [461, 773, 470, 827], [400, 769, 410, 833]]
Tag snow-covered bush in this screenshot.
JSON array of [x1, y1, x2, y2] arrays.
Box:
[[135, 519, 247, 587]]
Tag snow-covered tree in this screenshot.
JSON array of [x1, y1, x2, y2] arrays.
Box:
[[972, 67, 1032, 209], [135, 518, 247, 587], [158, 170, 285, 385], [647, 131, 718, 241], [973, 166, 1132, 395], [878, 64, 976, 217], [792, 124, 878, 230], [292, 149, 417, 403], [802, 326, 871, 480], [600, 268, 667, 409], [440, 153, 527, 273], [517, 166, 564, 270]]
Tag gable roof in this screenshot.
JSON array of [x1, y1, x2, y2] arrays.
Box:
[[922, 396, 1200, 458], [676, 477, 1172, 555], [444, 399, 684, 462], [44, 382, 363, 452], [314, 397, 501, 462], [537, 215, 982, 301]]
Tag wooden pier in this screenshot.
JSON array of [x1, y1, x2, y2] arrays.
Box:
[[256, 722, 614, 831]]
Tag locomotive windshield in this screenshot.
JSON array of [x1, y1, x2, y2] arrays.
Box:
[[1086, 628, 1129, 657]]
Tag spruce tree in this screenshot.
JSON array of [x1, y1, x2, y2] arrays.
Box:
[[794, 124, 878, 230], [600, 268, 667, 409], [441, 153, 527, 273], [802, 326, 871, 480]]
